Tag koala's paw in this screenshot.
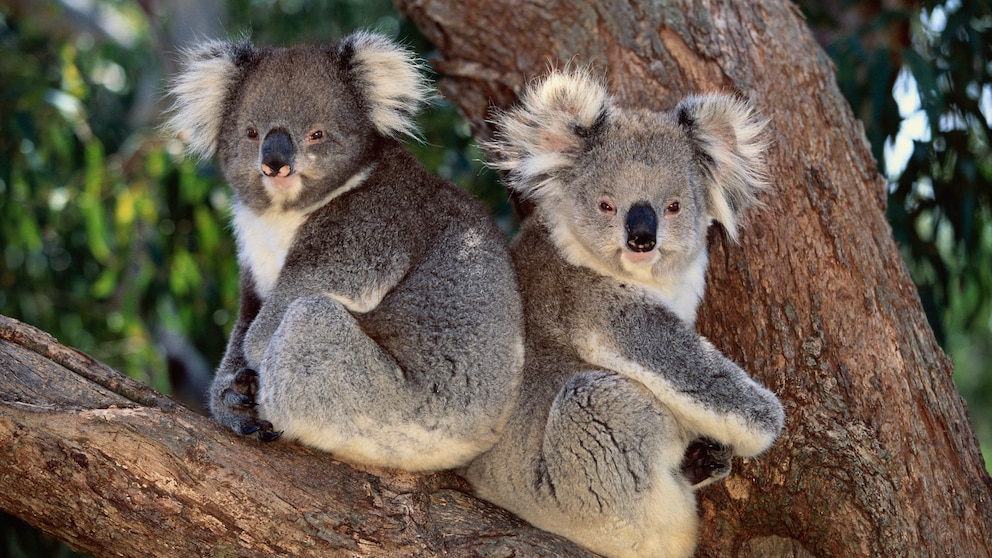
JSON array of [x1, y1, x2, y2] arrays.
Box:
[[219, 368, 282, 442], [681, 437, 733, 488]]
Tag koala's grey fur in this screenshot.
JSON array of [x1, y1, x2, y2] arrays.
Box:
[[464, 70, 785, 558], [165, 32, 524, 472]]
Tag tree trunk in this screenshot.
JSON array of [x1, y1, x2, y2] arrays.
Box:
[[394, 0, 992, 556], [0, 314, 594, 557]]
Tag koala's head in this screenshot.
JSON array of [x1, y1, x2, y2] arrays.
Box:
[[488, 70, 767, 320], [165, 32, 431, 213]]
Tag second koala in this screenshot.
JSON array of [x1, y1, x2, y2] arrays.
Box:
[[464, 70, 785, 557], [165, 32, 524, 472]]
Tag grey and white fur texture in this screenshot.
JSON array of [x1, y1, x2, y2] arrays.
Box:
[[165, 32, 524, 472], [464, 70, 785, 557]]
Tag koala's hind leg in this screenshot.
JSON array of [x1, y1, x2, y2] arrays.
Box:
[[538, 370, 699, 558], [254, 294, 479, 470]]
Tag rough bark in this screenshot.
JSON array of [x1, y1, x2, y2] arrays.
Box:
[[0, 314, 594, 558], [394, 0, 992, 556]]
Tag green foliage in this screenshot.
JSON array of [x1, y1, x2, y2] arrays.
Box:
[[0, 5, 238, 394], [890, 1, 992, 337], [226, 0, 399, 43]]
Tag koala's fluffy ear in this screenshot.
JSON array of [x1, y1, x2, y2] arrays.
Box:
[[676, 94, 768, 241], [165, 39, 256, 160], [340, 32, 432, 141], [486, 69, 611, 201]]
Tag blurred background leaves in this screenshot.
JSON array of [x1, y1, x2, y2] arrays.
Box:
[[0, 0, 989, 555]]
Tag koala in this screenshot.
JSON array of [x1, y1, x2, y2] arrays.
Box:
[[164, 32, 524, 472], [463, 70, 785, 558]]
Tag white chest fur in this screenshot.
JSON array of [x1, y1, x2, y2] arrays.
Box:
[[231, 169, 370, 299], [643, 253, 707, 326], [232, 204, 306, 299]]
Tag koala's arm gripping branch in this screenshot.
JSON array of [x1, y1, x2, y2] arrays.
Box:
[[0, 314, 596, 558], [576, 304, 784, 456]]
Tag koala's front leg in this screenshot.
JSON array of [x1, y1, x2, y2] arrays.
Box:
[[208, 277, 281, 441], [681, 338, 785, 457], [241, 286, 319, 368], [575, 300, 784, 458], [210, 345, 278, 440], [242, 263, 406, 368], [242, 292, 299, 369]]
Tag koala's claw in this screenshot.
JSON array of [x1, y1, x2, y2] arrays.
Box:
[[217, 368, 282, 441], [259, 429, 283, 442], [240, 418, 283, 442], [682, 437, 733, 488]]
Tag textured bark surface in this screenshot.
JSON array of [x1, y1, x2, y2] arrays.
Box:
[[0, 314, 594, 558], [394, 0, 992, 556]]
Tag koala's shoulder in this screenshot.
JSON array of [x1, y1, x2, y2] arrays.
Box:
[[512, 217, 597, 295]]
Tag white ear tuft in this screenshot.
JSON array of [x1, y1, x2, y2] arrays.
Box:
[[344, 32, 433, 141], [164, 40, 250, 160], [676, 94, 769, 242], [486, 69, 611, 201]]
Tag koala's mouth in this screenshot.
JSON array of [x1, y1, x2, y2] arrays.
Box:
[[260, 174, 305, 204], [622, 248, 657, 265], [262, 174, 300, 190]]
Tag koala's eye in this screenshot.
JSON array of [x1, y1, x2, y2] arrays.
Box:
[[308, 130, 324, 143], [246, 127, 259, 141], [598, 199, 617, 216], [666, 201, 681, 215]]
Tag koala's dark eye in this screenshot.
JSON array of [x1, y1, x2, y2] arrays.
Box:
[[666, 201, 681, 215], [598, 200, 617, 216], [246, 127, 259, 141], [308, 130, 324, 142]]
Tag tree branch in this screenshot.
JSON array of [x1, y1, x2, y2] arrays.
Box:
[[0, 314, 593, 558]]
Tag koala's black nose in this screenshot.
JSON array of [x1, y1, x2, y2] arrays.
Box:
[[260, 128, 294, 178], [625, 203, 657, 252]]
